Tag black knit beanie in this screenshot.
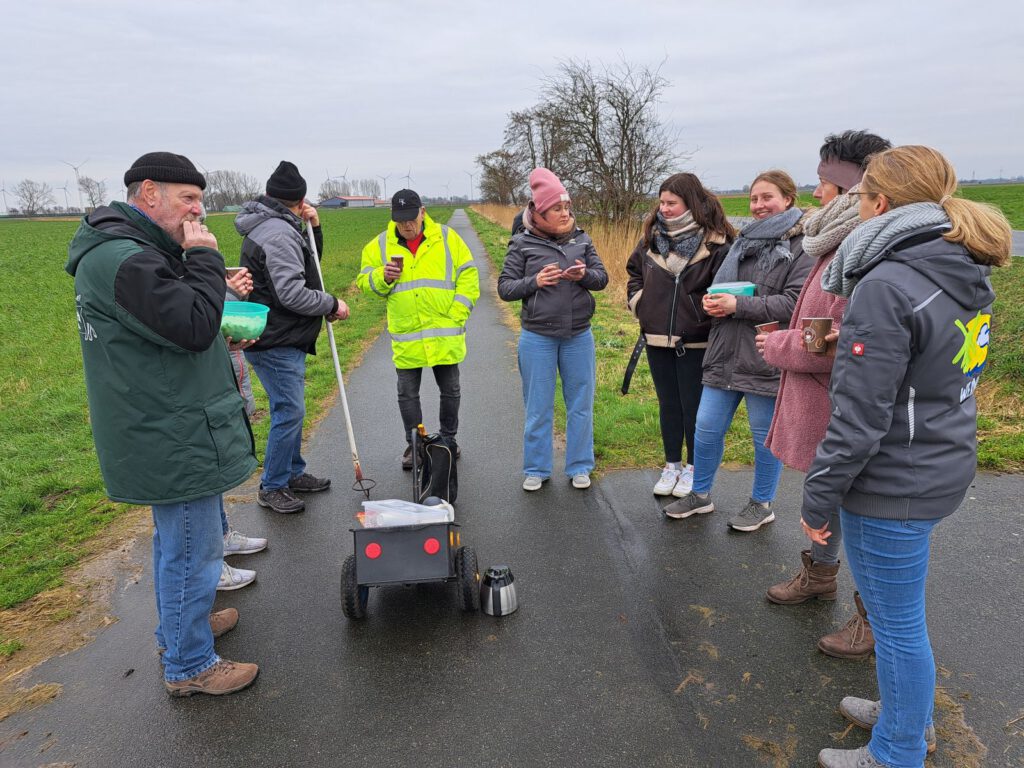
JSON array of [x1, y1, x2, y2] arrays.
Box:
[[266, 161, 307, 201], [124, 152, 206, 189]]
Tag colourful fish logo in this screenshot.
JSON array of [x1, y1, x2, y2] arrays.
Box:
[[952, 311, 990, 377]]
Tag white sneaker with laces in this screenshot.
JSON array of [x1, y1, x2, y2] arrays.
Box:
[[653, 465, 681, 496], [223, 529, 268, 557], [672, 465, 694, 497], [523, 475, 546, 492], [572, 473, 591, 489], [217, 561, 256, 591]]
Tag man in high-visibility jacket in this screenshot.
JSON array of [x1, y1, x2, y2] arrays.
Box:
[[357, 189, 479, 469]]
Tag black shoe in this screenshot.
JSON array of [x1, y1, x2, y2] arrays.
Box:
[[257, 487, 305, 514], [288, 472, 331, 493], [402, 445, 413, 471]]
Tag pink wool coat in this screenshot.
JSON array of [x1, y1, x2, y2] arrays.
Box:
[[762, 251, 847, 472]]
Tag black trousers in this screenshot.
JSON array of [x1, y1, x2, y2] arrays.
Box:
[[397, 364, 460, 444], [645, 345, 705, 465]]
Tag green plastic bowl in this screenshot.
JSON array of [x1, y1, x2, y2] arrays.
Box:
[[707, 281, 756, 296], [221, 301, 269, 340]]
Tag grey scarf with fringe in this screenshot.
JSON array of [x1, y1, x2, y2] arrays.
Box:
[[713, 206, 803, 284]]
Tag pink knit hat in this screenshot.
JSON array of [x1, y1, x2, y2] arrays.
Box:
[[529, 167, 569, 213]]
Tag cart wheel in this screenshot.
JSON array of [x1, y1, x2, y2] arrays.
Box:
[[455, 546, 480, 612], [341, 554, 368, 619]]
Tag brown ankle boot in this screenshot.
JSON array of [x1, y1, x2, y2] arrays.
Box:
[[818, 592, 875, 660], [766, 550, 839, 604]]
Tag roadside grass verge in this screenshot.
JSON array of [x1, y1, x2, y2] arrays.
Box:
[[469, 205, 1024, 473], [0, 206, 453, 618]]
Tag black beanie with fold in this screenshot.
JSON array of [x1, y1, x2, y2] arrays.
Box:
[[266, 161, 307, 201]]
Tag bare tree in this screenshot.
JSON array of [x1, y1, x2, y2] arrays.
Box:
[[318, 179, 346, 202], [14, 179, 55, 216], [500, 59, 682, 222], [205, 170, 262, 210], [476, 150, 526, 205], [351, 178, 381, 198], [78, 176, 108, 209]]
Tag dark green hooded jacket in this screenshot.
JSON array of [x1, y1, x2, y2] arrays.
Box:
[[66, 202, 256, 505]]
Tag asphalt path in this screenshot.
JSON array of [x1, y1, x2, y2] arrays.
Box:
[[2, 211, 1021, 767]]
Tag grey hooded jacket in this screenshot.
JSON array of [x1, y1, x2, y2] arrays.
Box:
[[801, 227, 995, 528]]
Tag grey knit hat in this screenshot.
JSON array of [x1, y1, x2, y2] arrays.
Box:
[[124, 152, 206, 189]]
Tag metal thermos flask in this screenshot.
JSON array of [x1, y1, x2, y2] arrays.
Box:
[[480, 565, 518, 616]]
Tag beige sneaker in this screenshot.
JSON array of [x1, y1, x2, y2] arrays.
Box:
[[209, 608, 239, 638], [165, 658, 259, 697]]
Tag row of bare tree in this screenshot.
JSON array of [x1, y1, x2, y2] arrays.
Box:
[[476, 59, 684, 222], [317, 178, 382, 201], [4, 177, 109, 216]]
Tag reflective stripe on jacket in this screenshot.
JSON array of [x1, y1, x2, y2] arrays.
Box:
[[357, 214, 479, 368]]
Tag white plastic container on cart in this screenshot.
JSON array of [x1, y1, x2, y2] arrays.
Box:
[[358, 498, 455, 528]]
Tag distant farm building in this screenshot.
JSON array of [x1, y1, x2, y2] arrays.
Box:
[[318, 196, 376, 209]]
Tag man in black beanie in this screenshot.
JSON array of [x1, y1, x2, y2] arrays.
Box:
[[236, 161, 349, 514], [66, 151, 260, 696]]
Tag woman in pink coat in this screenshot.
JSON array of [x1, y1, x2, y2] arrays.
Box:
[[756, 130, 891, 660]]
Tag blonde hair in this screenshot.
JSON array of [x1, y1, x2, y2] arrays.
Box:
[[751, 170, 798, 208], [861, 145, 1011, 267]]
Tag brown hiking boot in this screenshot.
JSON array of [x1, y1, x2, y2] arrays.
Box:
[[818, 592, 875, 660], [766, 550, 839, 604], [165, 658, 259, 697], [210, 608, 238, 638]]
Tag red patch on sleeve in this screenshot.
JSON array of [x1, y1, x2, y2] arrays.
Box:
[[852, 342, 865, 356]]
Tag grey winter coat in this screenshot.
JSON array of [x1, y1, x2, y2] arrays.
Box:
[[701, 236, 812, 397], [498, 229, 609, 338], [801, 227, 995, 527]]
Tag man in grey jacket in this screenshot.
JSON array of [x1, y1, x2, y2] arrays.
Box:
[[237, 161, 349, 514]]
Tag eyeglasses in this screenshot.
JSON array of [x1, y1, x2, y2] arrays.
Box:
[[845, 190, 873, 198]]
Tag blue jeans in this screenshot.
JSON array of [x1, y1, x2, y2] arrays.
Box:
[[152, 494, 224, 682], [692, 386, 782, 503], [517, 328, 595, 478], [245, 346, 307, 490], [842, 509, 940, 768]]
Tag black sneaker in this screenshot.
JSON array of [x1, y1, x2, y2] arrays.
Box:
[[257, 487, 305, 514], [288, 472, 331, 493], [401, 445, 413, 471]]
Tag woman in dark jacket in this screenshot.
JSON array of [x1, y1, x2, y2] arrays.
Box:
[[498, 168, 608, 491], [664, 170, 813, 531], [808, 146, 1011, 768], [625, 173, 735, 498]]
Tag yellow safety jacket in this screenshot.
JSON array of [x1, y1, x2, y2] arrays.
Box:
[[358, 214, 480, 369]]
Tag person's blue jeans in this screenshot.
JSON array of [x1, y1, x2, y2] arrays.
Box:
[[841, 509, 940, 768], [152, 494, 224, 682], [517, 328, 595, 478], [692, 386, 782, 503], [245, 346, 307, 490]]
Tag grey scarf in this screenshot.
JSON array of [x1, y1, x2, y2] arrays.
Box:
[[821, 202, 950, 297], [713, 207, 803, 284], [652, 211, 703, 262]]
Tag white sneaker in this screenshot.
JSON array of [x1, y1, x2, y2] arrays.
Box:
[[571, 473, 591, 489], [522, 475, 546, 492], [217, 561, 256, 591], [223, 529, 268, 557], [653, 465, 681, 495], [672, 465, 694, 497]]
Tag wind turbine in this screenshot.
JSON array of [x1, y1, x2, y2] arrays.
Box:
[[443, 181, 452, 201], [464, 170, 476, 202], [0, 179, 8, 214], [61, 158, 88, 210], [377, 173, 391, 202], [402, 167, 414, 189], [59, 180, 71, 211]]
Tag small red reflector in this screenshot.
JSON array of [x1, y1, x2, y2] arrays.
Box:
[[423, 537, 441, 555], [365, 542, 382, 559]]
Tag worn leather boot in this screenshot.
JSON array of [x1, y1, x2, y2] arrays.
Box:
[[766, 550, 840, 604], [818, 592, 875, 660]]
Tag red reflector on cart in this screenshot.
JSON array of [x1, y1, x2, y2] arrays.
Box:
[[365, 542, 382, 559], [423, 537, 441, 555]]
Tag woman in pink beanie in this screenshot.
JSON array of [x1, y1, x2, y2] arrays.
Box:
[[498, 168, 609, 492]]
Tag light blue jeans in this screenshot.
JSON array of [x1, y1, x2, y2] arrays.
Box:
[[692, 385, 782, 503], [245, 346, 308, 490], [842, 509, 940, 768], [517, 328, 595, 478], [152, 494, 224, 682]]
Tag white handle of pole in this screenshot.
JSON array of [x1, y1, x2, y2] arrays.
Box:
[[306, 223, 361, 468]]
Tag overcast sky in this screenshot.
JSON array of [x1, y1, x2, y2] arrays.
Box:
[[2, 0, 1021, 209]]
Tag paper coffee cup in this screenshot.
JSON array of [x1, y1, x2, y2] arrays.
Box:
[[754, 321, 779, 334], [801, 317, 832, 353]]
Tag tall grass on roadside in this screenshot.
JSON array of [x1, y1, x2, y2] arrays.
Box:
[[0, 206, 454, 613]]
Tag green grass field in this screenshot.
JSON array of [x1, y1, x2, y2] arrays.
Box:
[[0, 206, 453, 619]]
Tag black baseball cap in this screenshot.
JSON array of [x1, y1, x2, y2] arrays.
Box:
[[391, 189, 422, 222]]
